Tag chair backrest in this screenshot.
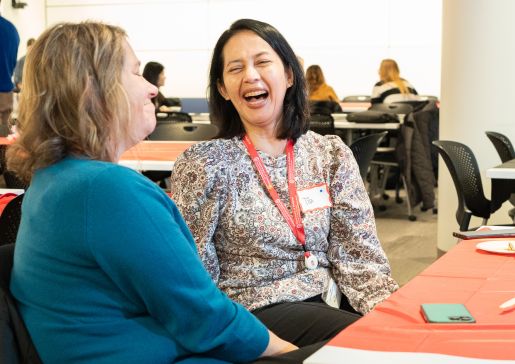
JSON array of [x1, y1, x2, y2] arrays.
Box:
[[3, 171, 28, 190], [156, 111, 192, 123], [308, 113, 335, 136], [0, 244, 43, 364], [148, 122, 219, 141], [432, 140, 491, 230], [485, 131, 515, 163], [0, 193, 24, 246], [342, 95, 371, 102], [350, 132, 387, 180], [370, 103, 413, 115], [309, 100, 342, 115]]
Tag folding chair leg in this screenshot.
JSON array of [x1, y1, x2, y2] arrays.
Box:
[[400, 175, 416, 221]]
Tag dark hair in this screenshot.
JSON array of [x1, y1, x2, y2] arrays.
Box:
[[208, 18, 309, 140], [142, 61, 166, 108], [142, 61, 164, 87]]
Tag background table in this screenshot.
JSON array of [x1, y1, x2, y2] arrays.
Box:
[[305, 237, 515, 363], [486, 159, 515, 212], [119, 141, 194, 171], [332, 114, 400, 145]]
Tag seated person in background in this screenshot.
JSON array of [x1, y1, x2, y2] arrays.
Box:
[[371, 58, 420, 104], [306, 64, 339, 102], [142, 61, 178, 112], [7, 21, 298, 364], [171, 18, 398, 357], [13, 37, 35, 91]]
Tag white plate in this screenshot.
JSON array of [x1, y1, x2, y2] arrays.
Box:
[[476, 240, 515, 254]]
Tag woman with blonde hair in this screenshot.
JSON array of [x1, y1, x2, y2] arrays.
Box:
[[371, 58, 419, 104], [7, 21, 297, 363], [306, 64, 339, 102]]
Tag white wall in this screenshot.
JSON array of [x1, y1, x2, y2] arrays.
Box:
[[1, 0, 45, 57], [5, 0, 442, 98]]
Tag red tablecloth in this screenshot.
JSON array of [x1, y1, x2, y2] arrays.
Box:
[[0, 193, 17, 216], [327, 239, 515, 360]]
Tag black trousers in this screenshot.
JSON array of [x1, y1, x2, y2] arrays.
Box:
[[249, 295, 361, 363]]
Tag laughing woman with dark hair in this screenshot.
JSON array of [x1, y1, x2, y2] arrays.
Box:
[[171, 18, 398, 359]]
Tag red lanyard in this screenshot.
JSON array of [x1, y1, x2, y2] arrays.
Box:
[[242, 135, 306, 249]]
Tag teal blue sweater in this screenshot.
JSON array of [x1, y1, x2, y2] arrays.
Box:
[[10, 157, 268, 363]]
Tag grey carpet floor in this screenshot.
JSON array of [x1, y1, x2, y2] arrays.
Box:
[[373, 191, 438, 287]]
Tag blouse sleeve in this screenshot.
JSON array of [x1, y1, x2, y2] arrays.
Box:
[[170, 144, 227, 283], [324, 136, 398, 314], [328, 86, 339, 103], [86, 166, 267, 362]]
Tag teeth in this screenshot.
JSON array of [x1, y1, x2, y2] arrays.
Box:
[[244, 90, 266, 97]]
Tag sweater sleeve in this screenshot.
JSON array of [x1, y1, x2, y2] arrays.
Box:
[[85, 166, 268, 363], [324, 136, 398, 314]]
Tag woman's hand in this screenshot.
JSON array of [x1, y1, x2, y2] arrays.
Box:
[[260, 330, 298, 357]]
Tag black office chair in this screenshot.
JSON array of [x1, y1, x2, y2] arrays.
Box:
[[3, 171, 28, 190], [308, 113, 335, 136], [432, 140, 491, 231], [350, 132, 387, 180], [0, 244, 43, 363], [366, 103, 416, 220], [485, 131, 515, 163], [155, 111, 192, 123], [308, 100, 342, 115], [148, 122, 219, 141], [0, 193, 24, 246], [369, 103, 413, 115], [485, 131, 515, 222]]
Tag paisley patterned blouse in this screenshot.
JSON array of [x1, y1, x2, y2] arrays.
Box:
[[170, 131, 398, 314]]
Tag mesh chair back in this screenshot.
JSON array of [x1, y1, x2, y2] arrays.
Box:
[[148, 122, 219, 141], [485, 131, 515, 163], [0, 244, 43, 363], [0, 194, 24, 246], [370, 103, 413, 115], [309, 113, 335, 136], [432, 140, 491, 231], [156, 111, 192, 123], [350, 132, 387, 180]]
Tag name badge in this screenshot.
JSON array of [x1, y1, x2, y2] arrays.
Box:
[[297, 183, 332, 213]]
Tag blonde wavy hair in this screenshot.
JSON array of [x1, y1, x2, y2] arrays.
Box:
[[306, 65, 325, 96], [7, 22, 132, 182], [379, 59, 408, 94]]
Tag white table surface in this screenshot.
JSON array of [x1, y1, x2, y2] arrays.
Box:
[[486, 159, 515, 179], [118, 160, 174, 171], [0, 188, 24, 195], [304, 346, 509, 364]]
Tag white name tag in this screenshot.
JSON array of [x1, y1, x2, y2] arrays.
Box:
[[297, 183, 332, 213]]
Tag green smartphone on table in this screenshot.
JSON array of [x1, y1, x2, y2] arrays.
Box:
[[421, 303, 476, 323]]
